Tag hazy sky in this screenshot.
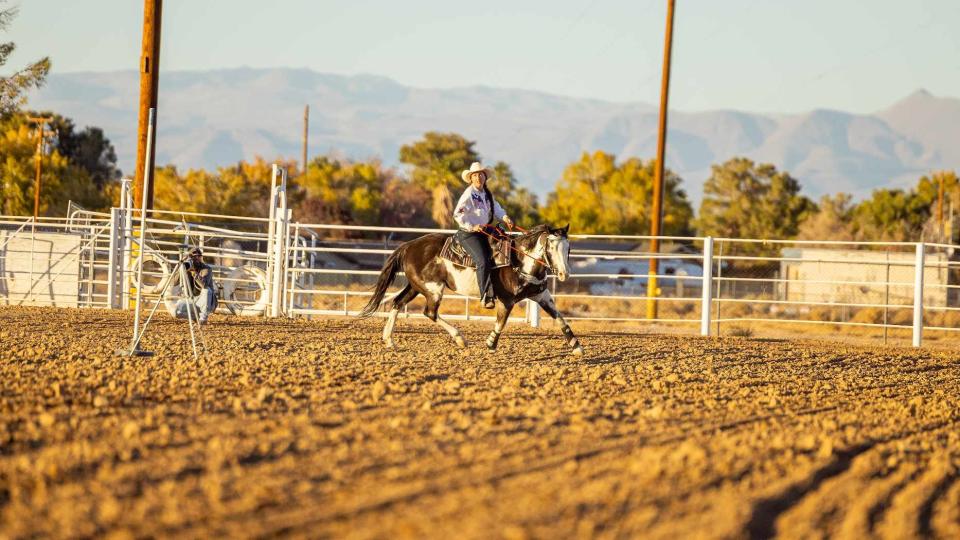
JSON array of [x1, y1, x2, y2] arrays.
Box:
[[3, 0, 959, 113]]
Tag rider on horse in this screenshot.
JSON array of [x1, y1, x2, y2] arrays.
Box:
[[453, 162, 514, 309]]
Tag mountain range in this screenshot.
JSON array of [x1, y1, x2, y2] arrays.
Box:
[[26, 68, 960, 205]]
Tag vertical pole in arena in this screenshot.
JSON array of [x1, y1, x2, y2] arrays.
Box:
[[647, 0, 676, 320], [133, 0, 162, 210], [302, 105, 310, 175], [117, 109, 157, 357]]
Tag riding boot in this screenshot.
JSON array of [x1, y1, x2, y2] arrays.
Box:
[[481, 279, 495, 308], [458, 230, 495, 309]]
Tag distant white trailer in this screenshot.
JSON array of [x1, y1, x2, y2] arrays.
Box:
[[779, 247, 949, 308], [572, 257, 703, 296], [0, 231, 82, 307]]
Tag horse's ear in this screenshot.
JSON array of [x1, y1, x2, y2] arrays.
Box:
[[561, 224, 570, 236]]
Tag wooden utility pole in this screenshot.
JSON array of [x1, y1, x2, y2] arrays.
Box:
[[647, 0, 676, 320], [133, 0, 162, 210], [27, 116, 53, 219], [302, 105, 309, 174]]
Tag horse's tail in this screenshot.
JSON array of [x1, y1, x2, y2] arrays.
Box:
[[358, 243, 408, 318]]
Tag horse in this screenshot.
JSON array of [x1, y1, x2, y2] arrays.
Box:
[[358, 224, 584, 355]]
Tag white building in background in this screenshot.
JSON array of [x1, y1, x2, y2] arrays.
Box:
[[779, 248, 951, 308], [0, 231, 82, 307]]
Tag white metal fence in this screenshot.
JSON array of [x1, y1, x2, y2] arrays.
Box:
[[2, 169, 959, 348]]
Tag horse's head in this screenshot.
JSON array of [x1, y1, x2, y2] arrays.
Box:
[[515, 224, 572, 281], [544, 224, 571, 281]]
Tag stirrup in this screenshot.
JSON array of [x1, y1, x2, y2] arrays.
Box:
[[482, 296, 495, 309]]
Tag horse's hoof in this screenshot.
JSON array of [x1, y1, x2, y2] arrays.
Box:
[[455, 335, 467, 348], [383, 340, 396, 350], [572, 345, 584, 356]]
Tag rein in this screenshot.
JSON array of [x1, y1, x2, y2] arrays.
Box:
[[476, 226, 551, 269]]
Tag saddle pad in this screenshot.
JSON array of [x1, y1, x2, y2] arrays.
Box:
[[440, 235, 512, 269]]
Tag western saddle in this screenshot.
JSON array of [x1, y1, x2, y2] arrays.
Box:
[[439, 233, 513, 269]]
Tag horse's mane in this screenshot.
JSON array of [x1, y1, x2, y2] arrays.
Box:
[[515, 224, 551, 244]]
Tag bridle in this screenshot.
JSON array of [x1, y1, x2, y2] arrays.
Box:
[[477, 226, 553, 270]]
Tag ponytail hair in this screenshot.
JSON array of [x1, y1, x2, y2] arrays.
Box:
[[482, 185, 495, 224]]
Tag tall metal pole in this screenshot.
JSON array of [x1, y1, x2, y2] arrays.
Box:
[[130, 108, 156, 353], [302, 105, 309, 175], [647, 0, 676, 320], [28, 116, 52, 220], [133, 0, 162, 210]]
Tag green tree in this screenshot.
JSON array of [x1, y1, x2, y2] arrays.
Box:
[[849, 188, 925, 241], [844, 170, 960, 242], [0, 3, 50, 116], [47, 114, 121, 189], [489, 161, 540, 228], [697, 157, 814, 245], [542, 151, 692, 235], [398, 132, 480, 227]]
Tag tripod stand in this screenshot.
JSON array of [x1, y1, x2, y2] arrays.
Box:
[[116, 252, 208, 360]]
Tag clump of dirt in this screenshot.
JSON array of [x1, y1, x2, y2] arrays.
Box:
[[1, 306, 959, 538]]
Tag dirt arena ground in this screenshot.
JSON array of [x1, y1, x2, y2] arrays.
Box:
[[2, 306, 959, 539]]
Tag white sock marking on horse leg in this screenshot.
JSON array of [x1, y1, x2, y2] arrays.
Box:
[[436, 315, 466, 348], [556, 314, 583, 353], [383, 309, 399, 348], [487, 321, 504, 350]]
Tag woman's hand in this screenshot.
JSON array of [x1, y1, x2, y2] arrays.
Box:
[[472, 224, 484, 232], [503, 217, 514, 229]]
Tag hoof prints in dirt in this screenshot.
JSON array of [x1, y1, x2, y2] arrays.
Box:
[[1, 306, 959, 538]]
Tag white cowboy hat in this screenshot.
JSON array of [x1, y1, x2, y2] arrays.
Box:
[[461, 162, 495, 183]]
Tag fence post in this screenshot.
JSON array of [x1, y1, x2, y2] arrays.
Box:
[[270, 207, 288, 317], [527, 299, 540, 328], [107, 208, 121, 309], [912, 242, 925, 347], [266, 165, 279, 317], [120, 187, 133, 309], [700, 236, 714, 336], [267, 165, 289, 318]]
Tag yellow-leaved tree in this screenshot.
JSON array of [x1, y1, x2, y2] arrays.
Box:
[[295, 156, 391, 225], [398, 132, 479, 228], [543, 151, 692, 235], [0, 114, 107, 215], [153, 158, 290, 218]]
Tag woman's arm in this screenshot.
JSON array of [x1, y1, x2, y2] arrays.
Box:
[[492, 197, 511, 225]]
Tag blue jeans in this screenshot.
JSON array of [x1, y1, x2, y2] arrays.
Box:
[[455, 230, 493, 299], [173, 288, 217, 323]]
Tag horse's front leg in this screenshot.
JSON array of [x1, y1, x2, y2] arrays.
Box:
[[486, 301, 515, 350], [532, 290, 584, 356]]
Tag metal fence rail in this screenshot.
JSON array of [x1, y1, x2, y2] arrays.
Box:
[[2, 171, 959, 348]]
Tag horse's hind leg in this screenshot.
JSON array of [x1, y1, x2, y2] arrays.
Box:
[[422, 284, 466, 348], [532, 290, 584, 356], [486, 301, 515, 350], [383, 284, 418, 349]]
